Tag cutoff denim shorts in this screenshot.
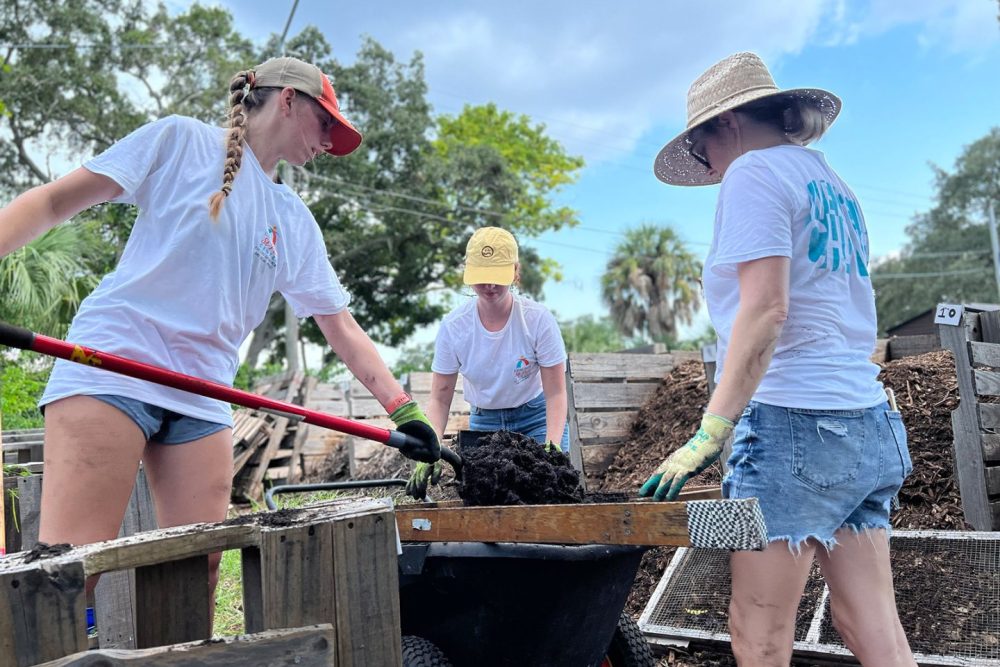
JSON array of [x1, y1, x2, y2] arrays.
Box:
[[722, 400, 912, 552], [91, 394, 229, 445], [469, 392, 570, 452]]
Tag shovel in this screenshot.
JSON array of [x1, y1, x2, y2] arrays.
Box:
[[0, 320, 462, 476]]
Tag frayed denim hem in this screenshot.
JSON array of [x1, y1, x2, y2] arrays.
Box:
[[768, 523, 889, 556]]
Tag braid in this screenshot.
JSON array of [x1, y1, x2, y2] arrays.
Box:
[[208, 70, 254, 220]]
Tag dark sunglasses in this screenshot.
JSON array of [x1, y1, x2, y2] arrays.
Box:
[[686, 127, 711, 169], [687, 133, 712, 169]]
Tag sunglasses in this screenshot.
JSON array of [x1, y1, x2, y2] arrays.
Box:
[[686, 128, 711, 170]]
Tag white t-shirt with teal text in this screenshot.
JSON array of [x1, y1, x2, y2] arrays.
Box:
[[704, 145, 886, 409]]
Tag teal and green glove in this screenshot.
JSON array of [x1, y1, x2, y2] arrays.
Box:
[[389, 401, 441, 464], [638, 412, 734, 501], [405, 461, 443, 500]]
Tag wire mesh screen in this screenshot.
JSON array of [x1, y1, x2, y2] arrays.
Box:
[[639, 530, 1000, 665]]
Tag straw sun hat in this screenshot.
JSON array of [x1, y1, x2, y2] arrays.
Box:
[[653, 52, 842, 186]]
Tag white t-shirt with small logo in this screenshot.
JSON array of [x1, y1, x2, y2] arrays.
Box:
[[432, 295, 567, 409], [40, 115, 350, 425], [704, 144, 885, 409]]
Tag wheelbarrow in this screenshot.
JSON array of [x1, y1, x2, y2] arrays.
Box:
[[265, 434, 769, 667], [266, 480, 658, 667]]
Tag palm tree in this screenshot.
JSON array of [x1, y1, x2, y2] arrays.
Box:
[[601, 224, 702, 342], [0, 222, 100, 336]]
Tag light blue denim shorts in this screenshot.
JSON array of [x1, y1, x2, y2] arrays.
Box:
[[469, 392, 570, 452], [722, 400, 912, 552], [91, 394, 229, 445]]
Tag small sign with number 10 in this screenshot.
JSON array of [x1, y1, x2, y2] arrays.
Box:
[[933, 304, 964, 327]]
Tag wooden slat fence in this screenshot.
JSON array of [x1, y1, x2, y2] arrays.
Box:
[[938, 309, 1000, 530], [566, 352, 696, 488]]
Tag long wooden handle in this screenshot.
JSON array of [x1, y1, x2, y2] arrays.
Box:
[[0, 411, 6, 556]]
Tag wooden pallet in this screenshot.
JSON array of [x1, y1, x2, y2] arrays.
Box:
[[0, 498, 399, 667]]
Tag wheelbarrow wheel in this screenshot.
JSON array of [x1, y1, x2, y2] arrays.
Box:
[[402, 635, 453, 666], [602, 611, 656, 667]]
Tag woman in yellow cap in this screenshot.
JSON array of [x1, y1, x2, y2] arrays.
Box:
[[405, 226, 570, 499], [0, 56, 438, 613], [640, 52, 915, 666]]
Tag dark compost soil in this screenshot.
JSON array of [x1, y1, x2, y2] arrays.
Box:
[[456, 430, 584, 506]]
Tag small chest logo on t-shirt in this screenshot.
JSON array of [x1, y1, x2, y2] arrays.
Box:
[[513, 356, 535, 384], [254, 225, 279, 269]]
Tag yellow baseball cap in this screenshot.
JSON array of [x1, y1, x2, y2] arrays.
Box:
[[463, 227, 519, 286]]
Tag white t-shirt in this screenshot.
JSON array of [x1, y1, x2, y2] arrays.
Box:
[[40, 115, 350, 425], [433, 295, 567, 409], [704, 145, 886, 409]]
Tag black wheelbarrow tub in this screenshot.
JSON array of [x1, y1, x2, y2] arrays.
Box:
[[398, 541, 648, 667]]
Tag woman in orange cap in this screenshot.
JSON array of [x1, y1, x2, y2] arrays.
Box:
[[0, 56, 438, 613], [405, 226, 570, 500], [640, 52, 915, 666]]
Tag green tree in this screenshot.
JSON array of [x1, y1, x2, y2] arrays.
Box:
[[391, 341, 435, 377], [559, 314, 627, 353], [873, 129, 1000, 332], [601, 224, 703, 341]]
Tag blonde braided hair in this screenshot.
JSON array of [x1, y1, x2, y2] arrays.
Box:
[[208, 69, 257, 220]]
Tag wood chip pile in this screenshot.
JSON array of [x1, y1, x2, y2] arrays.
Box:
[[599, 351, 969, 620]]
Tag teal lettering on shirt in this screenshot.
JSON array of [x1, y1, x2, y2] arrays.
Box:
[[806, 180, 869, 277]]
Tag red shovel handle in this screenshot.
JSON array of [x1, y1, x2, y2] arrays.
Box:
[[0, 320, 460, 471]]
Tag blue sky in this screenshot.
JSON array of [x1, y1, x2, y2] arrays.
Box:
[[212, 0, 1000, 347]]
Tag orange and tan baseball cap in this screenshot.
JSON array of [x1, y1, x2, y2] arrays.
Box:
[[253, 56, 363, 156], [463, 227, 519, 286]]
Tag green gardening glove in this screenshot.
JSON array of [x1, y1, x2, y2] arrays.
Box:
[[638, 412, 734, 501], [389, 401, 441, 464], [405, 461, 443, 500], [544, 440, 561, 454]]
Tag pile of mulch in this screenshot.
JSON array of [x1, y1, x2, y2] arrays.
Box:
[[457, 430, 584, 506], [605, 351, 986, 665]]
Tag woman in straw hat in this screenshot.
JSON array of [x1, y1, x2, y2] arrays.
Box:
[[0, 56, 439, 613], [404, 226, 571, 500], [640, 53, 915, 665]]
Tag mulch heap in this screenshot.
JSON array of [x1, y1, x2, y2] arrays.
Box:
[[601, 350, 982, 665]]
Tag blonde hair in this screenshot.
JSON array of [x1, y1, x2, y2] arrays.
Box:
[[733, 95, 830, 145], [208, 71, 278, 220]]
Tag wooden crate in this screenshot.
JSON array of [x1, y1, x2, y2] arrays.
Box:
[[938, 310, 1000, 530], [0, 497, 399, 666], [566, 352, 694, 488]]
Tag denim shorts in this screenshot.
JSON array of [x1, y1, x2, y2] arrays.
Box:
[[722, 400, 912, 552], [91, 394, 229, 445], [469, 392, 570, 452]]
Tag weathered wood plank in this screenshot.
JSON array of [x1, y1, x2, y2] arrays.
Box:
[[970, 341, 1000, 368], [134, 555, 211, 648], [978, 402, 1000, 431], [0, 561, 87, 666], [565, 361, 585, 479], [331, 505, 401, 667], [568, 353, 677, 381], [406, 372, 464, 393], [973, 369, 1000, 396], [96, 471, 159, 650], [34, 624, 336, 666], [887, 333, 941, 360], [983, 434, 1000, 462], [940, 314, 994, 531], [395, 502, 694, 546], [581, 442, 624, 479], [571, 383, 659, 410], [575, 411, 637, 442], [254, 523, 335, 633], [987, 465, 1000, 496]]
